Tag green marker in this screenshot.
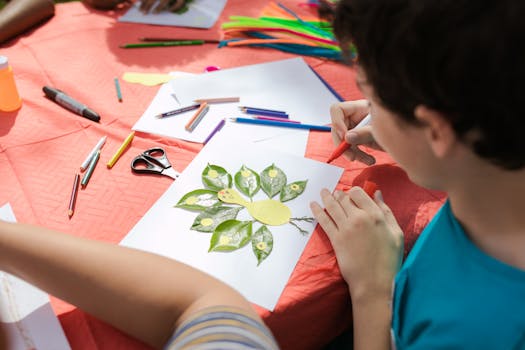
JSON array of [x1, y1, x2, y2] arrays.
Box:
[[81, 150, 100, 187], [114, 77, 122, 102], [119, 40, 205, 49]]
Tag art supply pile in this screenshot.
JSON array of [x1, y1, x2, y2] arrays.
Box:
[[220, 2, 344, 60]]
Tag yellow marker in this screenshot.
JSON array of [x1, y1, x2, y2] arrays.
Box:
[[107, 131, 135, 168]]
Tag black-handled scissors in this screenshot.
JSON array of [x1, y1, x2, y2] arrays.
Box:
[[130, 147, 180, 180]]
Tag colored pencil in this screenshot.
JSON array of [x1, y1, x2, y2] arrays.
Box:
[[139, 37, 221, 43], [107, 131, 135, 168], [185, 103, 209, 131], [230, 117, 331, 132], [156, 103, 200, 118], [241, 107, 289, 118], [68, 173, 80, 218], [254, 115, 300, 123], [326, 114, 372, 163], [203, 119, 226, 144], [239, 106, 288, 115], [193, 97, 240, 104], [80, 136, 107, 171], [119, 40, 206, 49], [114, 77, 122, 102], [81, 150, 100, 187]]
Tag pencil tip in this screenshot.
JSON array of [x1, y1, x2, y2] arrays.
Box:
[[68, 210, 73, 217]]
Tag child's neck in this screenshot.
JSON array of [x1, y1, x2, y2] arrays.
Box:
[[448, 166, 525, 270]]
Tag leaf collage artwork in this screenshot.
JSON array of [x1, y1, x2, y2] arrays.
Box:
[[175, 163, 313, 265]]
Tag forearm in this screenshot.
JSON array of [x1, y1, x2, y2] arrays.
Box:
[[0, 221, 255, 349], [351, 288, 393, 350], [0, 0, 54, 44]]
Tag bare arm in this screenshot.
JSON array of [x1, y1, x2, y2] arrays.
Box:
[[0, 0, 54, 44], [0, 220, 258, 349]]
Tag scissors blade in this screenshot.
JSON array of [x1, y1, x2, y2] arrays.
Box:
[[162, 167, 180, 180]]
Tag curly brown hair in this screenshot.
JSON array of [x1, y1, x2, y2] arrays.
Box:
[[334, 0, 525, 170]]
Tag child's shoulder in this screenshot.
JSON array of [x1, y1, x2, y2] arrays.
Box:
[[393, 202, 525, 349]]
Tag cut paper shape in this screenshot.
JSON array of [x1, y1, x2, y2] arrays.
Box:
[[118, 0, 227, 29], [218, 188, 292, 226], [175, 163, 312, 265], [123, 72, 176, 86]]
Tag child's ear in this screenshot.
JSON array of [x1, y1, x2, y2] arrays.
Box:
[[414, 105, 456, 158]]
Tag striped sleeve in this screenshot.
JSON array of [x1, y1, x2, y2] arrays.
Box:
[[164, 306, 280, 350]]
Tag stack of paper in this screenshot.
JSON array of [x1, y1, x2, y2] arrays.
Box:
[[132, 58, 341, 153], [119, 0, 227, 29]]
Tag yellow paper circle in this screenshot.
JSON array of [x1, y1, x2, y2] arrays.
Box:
[[185, 196, 198, 205], [219, 236, 230, 245], [200, 218, 214, 227]]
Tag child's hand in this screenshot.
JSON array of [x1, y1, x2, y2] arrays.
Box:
[[330, 100, 382, 165], [139, 0, 185, 14], [310, 186, 404, 299]]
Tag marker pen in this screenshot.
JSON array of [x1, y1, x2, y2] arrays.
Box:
[[43, 86, 100, 122]]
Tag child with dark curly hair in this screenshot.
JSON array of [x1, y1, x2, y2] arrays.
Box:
[[311, 0, 525, 349]]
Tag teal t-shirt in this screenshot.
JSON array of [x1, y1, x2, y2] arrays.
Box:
[[392, 201, 525, 349]]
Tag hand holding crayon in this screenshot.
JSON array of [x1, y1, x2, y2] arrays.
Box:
[[327, 114, 371, 163]]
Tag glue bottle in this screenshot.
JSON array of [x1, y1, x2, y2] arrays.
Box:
[[0, 55, 22, 112]]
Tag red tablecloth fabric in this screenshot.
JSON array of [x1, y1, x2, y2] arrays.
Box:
[[0, 2, 446, 349]]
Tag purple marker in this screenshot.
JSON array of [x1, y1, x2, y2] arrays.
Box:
[[203, 119, 226, 144]]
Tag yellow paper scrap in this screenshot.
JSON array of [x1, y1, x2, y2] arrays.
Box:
[[122, 72, 175, 86]]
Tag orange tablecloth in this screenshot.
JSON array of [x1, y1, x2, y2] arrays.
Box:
[[0, 2, 446, 349]]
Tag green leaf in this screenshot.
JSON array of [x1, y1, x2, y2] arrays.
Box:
[[175, 189, 219, 211], [202, 164, 232, 191], [260, 164, 287, 198], [191, 206, 243, 232], [234, 165, 260, 199], [209, 220, 252, 252], [280, 180, 308, 202], [252, 225, 273, 266]]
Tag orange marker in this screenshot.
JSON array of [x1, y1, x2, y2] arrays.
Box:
[[185, 102, 209, 131], [327, 114, 371, 163]]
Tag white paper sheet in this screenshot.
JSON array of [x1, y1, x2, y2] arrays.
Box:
[[132, 58, 340, 148], [120, 136, 343, 310], [0, 204, 71, 350], [119, 0, 227, 28]]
